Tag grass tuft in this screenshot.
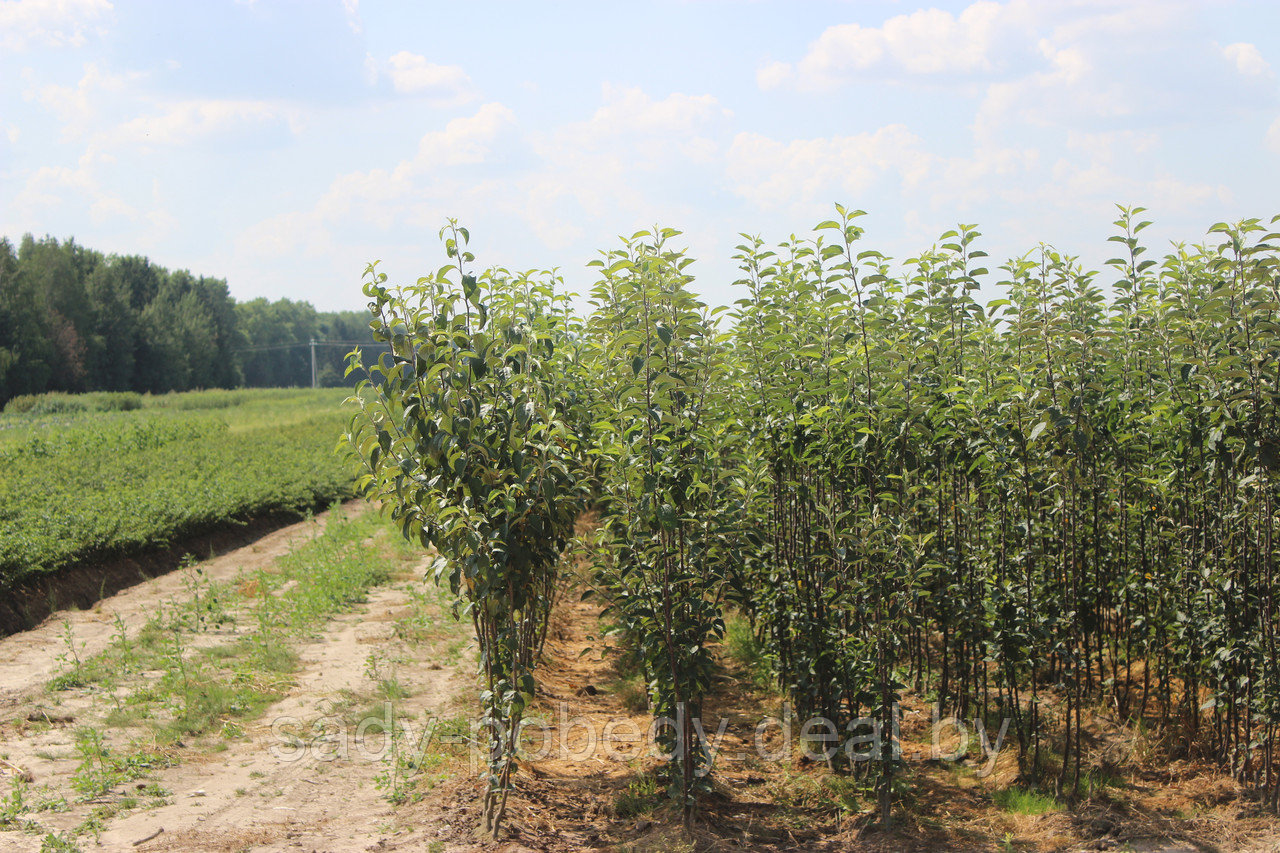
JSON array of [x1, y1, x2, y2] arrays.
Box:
[[723, 612, 775, 691], [992, 786, 1060, 815]]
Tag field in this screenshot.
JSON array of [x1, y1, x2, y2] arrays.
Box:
[[3, 211, 1280, 851], [0, 388, 355, 627]]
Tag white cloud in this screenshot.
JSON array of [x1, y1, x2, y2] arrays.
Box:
[[385, 52, 475, 105], [103, 99, 285, 147], [11, 156, 138, 226], [327, 102, 516, 217], [760, 1, 1031, 89], [239, 209, 333, 260], [1223, 42, 1272, 77], [341, 0, 361, 35], [540, 84, 730, 176], [241, 103, 517, 258], [1046, 1, 1181, 44], [239, 85, 727, 270], [582, 83, 729, 138], [1031, 159, 1230, 216], [970, 4, 1219, 141], [509, 175, 585, 249], [974, 37, 1114, 140], [22, 62, 140, 139], [511, 86, 731, 243], [767, 1, 1271, 147], [89, 194, 137, 224], [16, 164, 94, 207], [928, 143, 1039, 211], [1064, 129, 1157, 163], [725, 125, 932, 210], [1268, 117, 1280, 154], [410, 101, 516, 168], [0, 0, 111, 50]]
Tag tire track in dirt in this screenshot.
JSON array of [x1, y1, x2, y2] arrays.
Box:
[[82, 583, 475, 853], [0, 505, 354, 711], [0, 511, 478, 853]]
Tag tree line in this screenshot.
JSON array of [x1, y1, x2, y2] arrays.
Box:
[[0, 234, 386, 406]]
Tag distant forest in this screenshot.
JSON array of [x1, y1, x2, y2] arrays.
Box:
[[0, 235, 387, 405]]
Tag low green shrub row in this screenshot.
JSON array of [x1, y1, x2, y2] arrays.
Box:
[[3, 391, 145, 415], [0, 388, 355, 592]]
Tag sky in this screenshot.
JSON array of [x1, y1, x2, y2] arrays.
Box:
[[2, 0, 1279, 312]]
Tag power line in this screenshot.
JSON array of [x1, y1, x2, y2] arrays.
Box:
[[230, 338, 394, 389], [233, 340, 389, 354]]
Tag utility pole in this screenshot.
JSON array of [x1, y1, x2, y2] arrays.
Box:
[[310, 339, 317, 389]]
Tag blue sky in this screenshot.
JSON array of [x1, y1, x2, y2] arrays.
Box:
[[2, 0, 1278, 311]]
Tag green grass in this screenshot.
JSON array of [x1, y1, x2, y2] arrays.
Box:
[[1077, 767, 1125, 798], [723, 611, 776, 691], [0, 507, 417, 838], [992, 786, 1061, 815], [0, 388, 356, 595], [2, 391, 143, 416], [42, 508, 400, 758], [766, 769, 865, 822]]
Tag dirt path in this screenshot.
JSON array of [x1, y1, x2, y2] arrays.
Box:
[[82, 584, 473, 853], [0, 505, 479, 853], [0, 506, 348, 711]]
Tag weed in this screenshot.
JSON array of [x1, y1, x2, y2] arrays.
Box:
[[374, 730, 414, 805], [50, 621, 87, 690], [1078, 767, 1124, 798], [14, 505, 408, 839], [767, 770, 866, 823], [365, 651, 410, 701], [103, 704, 147, 728], [71, 728, 117, 799], [0, 775, 27, 828], [70, 729, 174, 800], [40, 831, 80, 853], [18, 783, 68, 814], [76, 796, 137, 839], [111, 613, 134, 669], [614, 773, 662, 818], [992, 786, 1061, 815], [185, 561, 233, 632], [394, 585, 447, 644], [74, 809, 106, 842]]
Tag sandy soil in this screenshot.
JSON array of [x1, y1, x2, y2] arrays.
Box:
[[381, 588, 1280, 853], [83, 584, 472, 853], [0, 507, 343, 710], [0, 505, 479, 853]]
